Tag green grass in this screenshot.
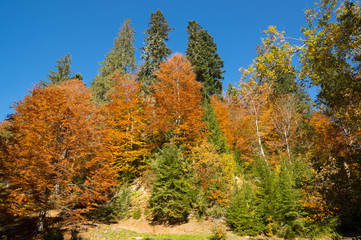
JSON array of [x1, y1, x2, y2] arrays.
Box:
[[81, 225, 208, 240]]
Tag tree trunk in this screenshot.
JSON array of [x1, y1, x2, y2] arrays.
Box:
[[284, 127, 291, 160], [255, 117, 267, 165], [37, 187, 50, 232], [37, 209, 46, 232]]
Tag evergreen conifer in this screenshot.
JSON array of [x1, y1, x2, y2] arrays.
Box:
[[186, 21, 224, 98], [90, 18, 137, 104], [149, 144, 193, 224], [139, 10, 172, 90], [227, 181, 263, 236], [40, 53, 73, 87]]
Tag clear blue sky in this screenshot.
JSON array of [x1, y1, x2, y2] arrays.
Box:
[[0, 0, 316, 121]]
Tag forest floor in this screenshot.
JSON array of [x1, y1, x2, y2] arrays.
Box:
[[3, 213, 357, 240], [70, 217, 266, 240], [0, 212, 271, 240]]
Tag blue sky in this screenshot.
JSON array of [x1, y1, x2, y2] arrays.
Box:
[[0, 0, 316, 121]]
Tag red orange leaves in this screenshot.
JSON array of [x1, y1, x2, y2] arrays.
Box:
[[7, 80, 116, 218]]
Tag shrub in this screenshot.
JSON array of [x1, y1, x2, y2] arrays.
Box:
[[209, 225, 227, 240], [133, 207, 142, 219], [97, 184, 131, 221]]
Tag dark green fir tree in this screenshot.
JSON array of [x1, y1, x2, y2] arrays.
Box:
[[203, 101, 227, 152], [186, 21, 225, 98], [149, 143, 193, 224], [227, 181, 263, 236], [275, 159, 305, 238], [40, 53, 73, 87], [139, 9, 172, 90], [91, 18, 137, 104]]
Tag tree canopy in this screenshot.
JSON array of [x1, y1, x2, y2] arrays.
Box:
[[186, 20, 225, 98]]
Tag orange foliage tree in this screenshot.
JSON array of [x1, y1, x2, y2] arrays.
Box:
[[6, 80, 116, 231], [210, 96, 234, 147], [239, 78, 273, 164], [147, 53, 206, 149], [309, 111, 349, 169], [304, 111, 351, 223], [210, 95, 254, 162], [104, 73, 148, 177]]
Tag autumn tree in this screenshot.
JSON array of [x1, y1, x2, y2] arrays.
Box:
[[308, 111, 361, 231], [269, 94, 301, 158], [104, 73, 148, 179], [301, 113, 341, 234], [91, 18, 137, 104], [252, 26, 298, 92], [147, 53, 206, 150], [234, 26, 312, 164], [211, 94, 255, 163], [301, 0, 361, 230], [186, 21, 225, 97], [239, 77, 273, 164], [139, 10, 172, 90], [210, 95, 236, 150], [191, 142, 235, 213], [302, 0, 361, 138], [6, 80, 116, 231]]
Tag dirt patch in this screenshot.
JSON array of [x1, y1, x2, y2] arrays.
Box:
[[115, 217, 225, 235]]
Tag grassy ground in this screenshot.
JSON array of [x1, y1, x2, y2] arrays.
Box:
[[80, 225, 209, 240]]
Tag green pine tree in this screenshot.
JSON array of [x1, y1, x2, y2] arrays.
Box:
[[227, 180, 263, 236], [186, 20, 225, 98], [139, 9, 172, 90], [203, 101, 227, 152], [275, 159, 305, 239], [254, 159, 277, 236], [70, 72, 83, 81], [91, 18, 137, 104], [40, 53, 73, 87], [149, 143, 193, 224]]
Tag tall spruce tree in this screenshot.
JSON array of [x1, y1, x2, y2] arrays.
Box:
[[91, 18, 137, 105], [139, 9, 172, 90], [149, 144, 193, 224], [40, 53, 73, 87], [203, 101, 227, 152], [275, 159, 305, 238], [227, 181, 263, 236], [186, 21, 225, 98]]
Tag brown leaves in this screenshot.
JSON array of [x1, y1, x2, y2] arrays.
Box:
[[104, 73, 149, 176], [147, 53, 206, 150], [7, 80, 116, 218]]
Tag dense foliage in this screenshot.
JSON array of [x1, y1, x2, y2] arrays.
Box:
[[1, 1, 361, 238]]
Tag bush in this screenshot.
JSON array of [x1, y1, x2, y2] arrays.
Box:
[[133, 207, 142, 219], [44, 229, 64, 240], [97, 184, 131, 221], [209, 225, 227, 240]]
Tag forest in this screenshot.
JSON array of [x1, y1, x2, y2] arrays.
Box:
[[1, 0, 361, 239]]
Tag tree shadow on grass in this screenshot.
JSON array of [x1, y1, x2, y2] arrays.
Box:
[[0, 214, 85, 240]]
